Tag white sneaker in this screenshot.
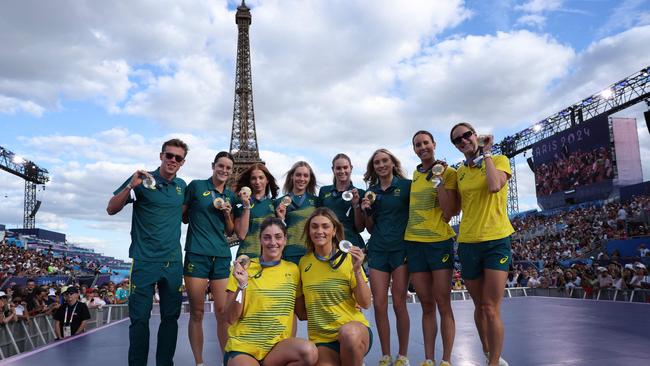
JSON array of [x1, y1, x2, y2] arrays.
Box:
[[394, 355, 411, 366], [379, 355, 394, 366], [484, 352, 508, 366]]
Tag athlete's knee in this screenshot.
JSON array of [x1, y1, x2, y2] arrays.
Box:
[[295, 340, 318, 365], [189, 307, 204, 322], [480, 301, 500, 321], [339, 323, 363, 343], [419, 296, 436, 315]]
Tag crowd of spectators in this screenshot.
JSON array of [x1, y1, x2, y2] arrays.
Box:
[[504, 260, 650, 295], [0, 239, 112, 284], [510, 195, 650, 267], [535, 146, 613, 196], [0, 278, 130, 326]]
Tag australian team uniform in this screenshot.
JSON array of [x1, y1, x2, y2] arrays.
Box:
[[317, 184, 366, 249], [456, 155, 515, 280], [113, 168, 186, 366], [366, 177, 411, 272], [183, 178, 236, 280], [405, 165, 458, 272], [299, 252, 372, 354], [274, 193, 317, 265], [223, 259, 301, 364], [233, 196, 276, 259]]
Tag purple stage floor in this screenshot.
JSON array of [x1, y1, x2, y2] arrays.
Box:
[[2, 297, 649, 366]]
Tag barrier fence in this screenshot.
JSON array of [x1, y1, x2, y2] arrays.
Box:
[[2, 288, 648, 360]]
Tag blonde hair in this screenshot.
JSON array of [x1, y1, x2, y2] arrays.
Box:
[[363, 148, 406, 187]]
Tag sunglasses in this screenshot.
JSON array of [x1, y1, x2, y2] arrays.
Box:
[[451, 130, 474, 145], [163, 152, 185, 163]]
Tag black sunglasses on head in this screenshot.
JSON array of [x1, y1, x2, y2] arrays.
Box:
[[163, 152, 184, 163], [451, 130, 474, 145]]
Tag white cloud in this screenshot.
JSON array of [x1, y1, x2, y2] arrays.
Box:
[[516, 0, 563, 13], [516, 14, 547, 28], [396, 30, 575, 133], [598, 0, 650, 37]]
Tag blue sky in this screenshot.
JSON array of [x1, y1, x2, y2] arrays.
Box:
[[1, 0, 649, 261]]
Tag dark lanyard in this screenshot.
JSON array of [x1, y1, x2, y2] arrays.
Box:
[[314, 248, 347, 270]]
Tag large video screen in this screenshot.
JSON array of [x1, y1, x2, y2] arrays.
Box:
[[532, 114, 614, 209]]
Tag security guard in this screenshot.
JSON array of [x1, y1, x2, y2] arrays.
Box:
[[107, 138, 188, 366]]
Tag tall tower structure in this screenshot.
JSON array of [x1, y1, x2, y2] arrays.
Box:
[[229, 0, 263, 186]]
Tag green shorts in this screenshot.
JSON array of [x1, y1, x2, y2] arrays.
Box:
[[457, 236, 512, 280], [316, 326, 373, 356], [406, 238, 454, 273], [223, 350, 260, 365], [282, 255, 303, 266], [183, 252, 231, 280], [368, 248, 407, 273]]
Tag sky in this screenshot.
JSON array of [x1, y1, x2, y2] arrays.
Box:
[[1, 0, 650, 261]]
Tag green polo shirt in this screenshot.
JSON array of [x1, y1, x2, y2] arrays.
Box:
[[184, 178, 236, 257], [317, 184, 366, 249], [274, 193, 317, 257], [367, 177, 411, 252], [114, 168, 186, 262], [233, 196, 276, 258]]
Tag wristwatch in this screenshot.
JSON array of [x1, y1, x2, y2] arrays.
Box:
[[483, 152, 493, 159]]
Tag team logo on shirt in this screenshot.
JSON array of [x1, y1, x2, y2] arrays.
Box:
[[499, 256, 509, 264], [442, 254, 450, 263], [186, 262, 194, 273], [202, 191, 211, 196], [324, 193, 332, 198], [176, 186, 183, 195], [304, 263, 312, 272], [394, 188, 401, 196]]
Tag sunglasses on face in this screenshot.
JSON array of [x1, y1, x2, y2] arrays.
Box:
[[451, 130, 474, 145], [163, 152, 185, 163]]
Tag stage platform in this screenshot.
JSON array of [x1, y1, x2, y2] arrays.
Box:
[[2, 297, 649, 365]]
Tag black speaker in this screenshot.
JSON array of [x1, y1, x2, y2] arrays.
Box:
[[527, 157, 535, 172], [644, 110, 650, 134]]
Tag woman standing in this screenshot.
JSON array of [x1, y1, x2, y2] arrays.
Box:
[[317, 153, 366, 250], [224, 217, 317, 366], [450, 123, 514, 366], [183, 151, 237, 365], [275, 161, 318, 265], [298, 208, 372, 366], [234, 163, 280, 259], [405, 130, 459, 366], [361, 149, 411, 366]]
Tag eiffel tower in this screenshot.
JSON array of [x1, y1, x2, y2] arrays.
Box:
[[229, 0, 263, 187]]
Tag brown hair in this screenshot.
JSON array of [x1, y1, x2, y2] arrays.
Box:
[[236, 163, 279, 199], [363, 148, 407, 187], [283, 161, 317, 195], [213, 151, 234, 165], [302, 207, 345, 254], [331, 153, 352, 185], [259, 217, 287, 256], [449, 122, 476, 142], [412, 130, 435, 145], [161, 138, 189, 157]]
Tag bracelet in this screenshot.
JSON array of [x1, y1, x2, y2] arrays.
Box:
[[126, 183, 133, 190], [238, 283, 248, 290], [353, 204, 360, 209], [483, 152, 493, 158]]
